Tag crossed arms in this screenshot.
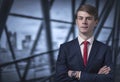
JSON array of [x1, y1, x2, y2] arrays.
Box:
[[68, 65, 112, 80], [55, 44, 114, 82]]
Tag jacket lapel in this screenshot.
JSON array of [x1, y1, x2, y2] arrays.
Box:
[[86, 40, 99, 68], [74, 38, 85, 67]]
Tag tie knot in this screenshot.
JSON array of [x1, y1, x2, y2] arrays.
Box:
[[83, 41, 89, 45]]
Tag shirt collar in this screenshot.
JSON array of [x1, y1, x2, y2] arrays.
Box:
[[78, 35, 94, 45]]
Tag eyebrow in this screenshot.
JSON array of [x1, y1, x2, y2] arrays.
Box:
[[77, 16, 93, 18]]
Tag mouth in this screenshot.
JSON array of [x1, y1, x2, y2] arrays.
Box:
[[81, 26, 88, 28]]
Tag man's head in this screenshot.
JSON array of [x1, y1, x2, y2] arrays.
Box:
[[75, 4, 98, 20], [75, 4, 98, 36]]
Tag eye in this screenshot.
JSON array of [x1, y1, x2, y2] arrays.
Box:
[[77, 17, 83, 20], [87, 17, 93, 20]]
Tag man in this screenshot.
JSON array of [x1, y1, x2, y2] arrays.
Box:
[[55, 4, 114, 82]]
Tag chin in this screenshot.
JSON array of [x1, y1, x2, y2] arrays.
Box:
[[80, 31, 88, 33], [80, 31, 88, 34]]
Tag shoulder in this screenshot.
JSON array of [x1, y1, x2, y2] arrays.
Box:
[[61, 38, 78, 46], [94, 40, 111, 49], [60, 38, 78, 48]]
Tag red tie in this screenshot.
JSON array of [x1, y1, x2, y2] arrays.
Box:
[[83, 41, 88, 66]]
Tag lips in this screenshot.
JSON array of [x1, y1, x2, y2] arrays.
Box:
[[81, 26, 88, 28]]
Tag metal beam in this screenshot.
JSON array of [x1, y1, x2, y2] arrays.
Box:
[[64, 0, 76, 42], [111, 0, 120, 82], [95, 0, 99, 11], [0, 0, 14, 82], [65, 0, 87, 42], [0, 49, 58, 68], [9, 13, 72, 24], [4, 26, 22, 80], [80, 0, 87, 6], [21, 0, 55, 81], [106, 29, 112, 45], [112, 0, 120, 64], [0, 0, 13, 38], [94, 0, 114, 39], [40, 0, 54, 72], [71, 0, 76, 39]]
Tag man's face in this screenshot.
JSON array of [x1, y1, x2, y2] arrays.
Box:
[[76, 11, 98, 35]]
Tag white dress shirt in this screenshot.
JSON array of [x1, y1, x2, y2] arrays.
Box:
[[78, 35, 94, 59]]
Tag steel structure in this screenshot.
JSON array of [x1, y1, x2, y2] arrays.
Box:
[[0, 0, 120, 82]]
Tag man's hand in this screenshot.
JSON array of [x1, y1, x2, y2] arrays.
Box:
[[68, 70, 81, 80], [98, 66, 111, 74]]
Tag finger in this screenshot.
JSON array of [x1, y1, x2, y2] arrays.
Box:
[[98, 67, 106, 74], [101, 67, 111, 74], [107, 67, 111, 71], [103, 69, 110, 74], [103, 67, 111, 72], [98, 68, 104, 74], [76, 71, 79, 78], [98, 70, 103, 74], [100, 66, 108, 71], [101, 66, 110, 71], [104, 71, 109, 74], [98, 66, 110, 74], [98, 66, 109, 74], [68, 70, 73, 77]]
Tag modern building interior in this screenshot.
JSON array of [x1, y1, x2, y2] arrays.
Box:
[[0, 0, 120, 82]]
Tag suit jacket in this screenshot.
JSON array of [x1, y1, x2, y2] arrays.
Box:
[[55, 38, 114, 82]]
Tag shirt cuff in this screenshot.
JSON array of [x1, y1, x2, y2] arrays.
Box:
[[78, 71, 81, 80]]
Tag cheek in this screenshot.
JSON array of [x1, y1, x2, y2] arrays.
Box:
[[77, 21, 82, 27], [88, 23, 96, 30], [89, 22, 96, 27], [90, 25, 95, 30]]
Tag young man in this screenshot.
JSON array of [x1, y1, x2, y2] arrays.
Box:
[[55, 4, 114, 82]]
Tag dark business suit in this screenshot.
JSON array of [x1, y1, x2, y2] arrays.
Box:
[[55, 38, 114, 82]]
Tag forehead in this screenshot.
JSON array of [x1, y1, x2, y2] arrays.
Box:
[[77, 11, 94, 17]]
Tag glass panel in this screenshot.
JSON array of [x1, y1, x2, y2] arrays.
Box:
[[75, 25, 79, 37], [104, 5, 115, 27], [1, 64, 20, 82], [51, 22, 71, 49], [86, 0, 96, 6], [6, 16, 41, 58], [10, 0, 43, 18], [0, 31, 13, 64], [97, 28, 111, 43], [50, 0, 72, 22]]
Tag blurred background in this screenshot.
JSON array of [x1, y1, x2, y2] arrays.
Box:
[[0, 0, 120, 82]]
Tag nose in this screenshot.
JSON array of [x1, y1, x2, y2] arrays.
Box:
[[82, 19, 87, 25]]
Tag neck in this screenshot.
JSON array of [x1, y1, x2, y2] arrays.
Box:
[[79, 33, 93, 40]]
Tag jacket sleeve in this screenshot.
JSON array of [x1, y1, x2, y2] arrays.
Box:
[[78, 46, 114, 82], [55, 44, 114, 82], [55, 44, 77, 82]]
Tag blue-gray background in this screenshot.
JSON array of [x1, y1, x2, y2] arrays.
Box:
[[0, 0, 120, 82]]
